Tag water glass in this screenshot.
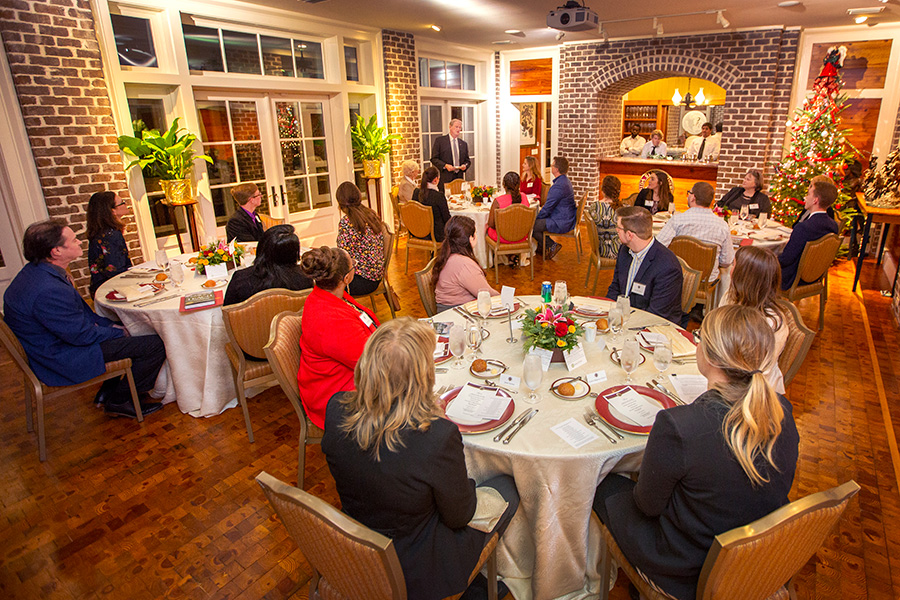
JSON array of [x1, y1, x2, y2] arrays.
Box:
[[583, 322, 597, 343], [553, 280, 568, 308], [477, 290, 493, 320], [466, 322, 483, 359], [740, 204, 750, 221], [617, 295, 630, 327], [728, 214, 738, 228], [621, 339, 641, 383], [653, 339, 673, 373], [758, 212, 768, 227], [449, 325, 466, 369], [169, 259, 185, 288], [522, 354, 543, 404], [155, 249, 169, 270], [608, 307, 623, 343]]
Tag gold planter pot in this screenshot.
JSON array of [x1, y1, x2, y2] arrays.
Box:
[[160, 179, 195, 206], [362, 159, 382, 178]]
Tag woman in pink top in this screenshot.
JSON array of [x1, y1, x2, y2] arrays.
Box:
[[433, 216, 499, 313], [487, 171, 530, 243]]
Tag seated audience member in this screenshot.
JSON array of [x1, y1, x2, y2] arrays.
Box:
[[585, 175, 622, 259], [721, 246, 788, 394], [520, 155, 543, 198], [717, 169, 772, 217], [3, 220, 164, 418], [225, 182, 265, 242], [412, 165, 451, 243], [593, 305, 799, 600], [633, 170, 673, 215], [620, 123, 646, 158], [398, 159, 419, 204], [685, 121, 720, 161], [223, 224, 311, 306], [532, 156, 576, 259], [488, 171, 532, 268], [434, 216, 499, 313], [298, 246, 378, 429], [87, 190, 132, 298], [335, 181, 385, 296], [656, 182, 734, 283], [607, 206, 683, 324], [778, 175, 839, 290], [639, 129, 667, 159], [323, 318, 519, 600]]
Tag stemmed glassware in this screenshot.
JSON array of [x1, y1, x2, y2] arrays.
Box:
[[740, 203, 750, 221], [617, 295, 631, 330], [169, 258, 185, 288], [449, 324, 466, 369], [653, 338, 673, 374], [477, 290, 493, 320], [608, 307, 623, 344], [621, 339, 641, 383], [466, 322, 483, 359], [758, 212, 768, 227], [155, 249, 169, 271], [522, 354, 543, 404]]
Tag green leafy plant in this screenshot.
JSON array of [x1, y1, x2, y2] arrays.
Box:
[[349, 115, 400, 162], [521, 305, 584, 353], [117, 117, 211, 180]]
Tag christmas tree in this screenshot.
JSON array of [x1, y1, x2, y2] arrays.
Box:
[[769, 46, 861, 227]]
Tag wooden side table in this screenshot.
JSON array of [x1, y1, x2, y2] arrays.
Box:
[[363, 176, 384, 220], [167, 199, 200, 253], [852, 202, 900, 292]]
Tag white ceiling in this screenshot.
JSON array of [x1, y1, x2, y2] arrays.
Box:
[[244, 0, 899, 49]]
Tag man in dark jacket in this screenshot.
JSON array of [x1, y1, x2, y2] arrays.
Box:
[[225, 183, 265, 242], [533, 156, 577, 259], [430, 118, 470, 191], [778, 175, 840, 290]]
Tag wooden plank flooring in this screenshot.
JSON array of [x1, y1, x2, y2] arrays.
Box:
[[1, 231, 899, 599]]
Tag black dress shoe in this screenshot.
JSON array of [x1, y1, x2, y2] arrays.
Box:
[[94, 378, 122, 407], [104, 400, 163, 419], [459, 573, 510, 600]]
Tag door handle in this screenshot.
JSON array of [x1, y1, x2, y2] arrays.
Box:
[[271, 186, 279, 205], [280, 184, 286, 206]]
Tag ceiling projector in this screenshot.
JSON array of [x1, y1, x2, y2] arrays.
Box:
[[547, 1, 599, 32]]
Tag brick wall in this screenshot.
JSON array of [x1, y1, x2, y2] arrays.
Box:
[[0, 0, 139, 295], [494, 51, 501, 183], [557, 28, 800, 201], [382, 30, 420, 183]]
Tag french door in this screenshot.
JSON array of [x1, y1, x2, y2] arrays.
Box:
[[420, 101, 477, 182]]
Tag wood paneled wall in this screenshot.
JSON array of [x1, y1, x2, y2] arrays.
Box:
[[510, 58, 552, 96]]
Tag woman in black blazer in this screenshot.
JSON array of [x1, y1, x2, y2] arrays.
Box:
[[717, 169, 772, 217], [633, 169, 673, 214], [411, 165, 452, 242], [322, 318, 519, 600], [223, 224, 311, 305], [593, 305, 799, 600]]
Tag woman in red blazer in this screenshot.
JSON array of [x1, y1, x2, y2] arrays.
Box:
[[297, 246, 379, 429]]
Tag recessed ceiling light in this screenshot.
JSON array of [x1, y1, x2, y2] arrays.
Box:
[[430, 24, 441, 32], [777, 1, 801, 6]]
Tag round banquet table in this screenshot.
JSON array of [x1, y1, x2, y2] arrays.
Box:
[[651, 213, 791, 253], [448, 196, 492, 268], [94, 255, 249, 417], [433, 295, 704, 600]]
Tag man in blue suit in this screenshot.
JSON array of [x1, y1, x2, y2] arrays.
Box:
[[779, 175, 840, 290], [533, 156, 576, 260], [4, 220, 165, 418], [607, 206, 683, 325]]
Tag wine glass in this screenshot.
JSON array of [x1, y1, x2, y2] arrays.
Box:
[[553, 280, 568, 309], [758, 212, 768, 227], [616, 295, 630, 329], [608, 307, 623, 343], [466, 322, 483, 359], [169, 258, 185, 288], [522, 354, 543, 404], [728, 214, 738, 229], [653, 338, 673, 374], [740, 203, 750, 221], [477, 290, 493, 321], [621, 339, 641, 383], [449, 324, 466, 369], [155, 249, 169, 271]]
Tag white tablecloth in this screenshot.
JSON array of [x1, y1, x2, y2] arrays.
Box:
[[434, 296, 703, 600], [449, 198, 492, 268], [95, 257, 242, 417]]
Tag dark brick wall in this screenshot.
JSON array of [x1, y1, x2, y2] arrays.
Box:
[[1, 0, 141, 295], [558, 28, 800, 201], [382, 30, 420, 183]]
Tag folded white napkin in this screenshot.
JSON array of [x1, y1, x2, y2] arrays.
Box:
[[120, 284, 156, 302], [642, 326, 696, 358], [468, 486, 509, 533]]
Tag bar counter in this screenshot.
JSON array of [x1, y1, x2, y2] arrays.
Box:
[[598, 156, 718, 211]]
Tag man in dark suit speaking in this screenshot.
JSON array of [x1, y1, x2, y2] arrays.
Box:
[[430, 118, 470, 190]]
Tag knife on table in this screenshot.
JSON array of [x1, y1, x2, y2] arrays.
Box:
[[503, 410, 538, 444], [135, 294, 179, 308], [493, 408, 535, 442]]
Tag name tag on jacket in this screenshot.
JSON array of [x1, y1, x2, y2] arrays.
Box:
[[632, 282, 647, 296]]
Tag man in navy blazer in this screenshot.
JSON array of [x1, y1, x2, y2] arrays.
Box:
[[607, 206, 684, 324], [3, 220, 165, 418], [533, 156, 577, 259], [779, 175, 840, 290], [225, 183, 265, 242], [430, 118, 470, 190]]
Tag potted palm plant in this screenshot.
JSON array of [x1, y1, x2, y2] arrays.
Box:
[[117, 117, 211, 205], [350, 115, 400, 178]]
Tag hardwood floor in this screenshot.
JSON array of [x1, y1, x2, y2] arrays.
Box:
[[1, 231, 899, 599]]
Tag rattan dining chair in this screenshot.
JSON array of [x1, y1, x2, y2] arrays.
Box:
[[776, 299, 815, 389], [389, 186, 406, 253], [222, 288, 311, 443], [539, 180, 550, 206], [597, 480, 860, 600], [259, 213, 285, 231], [485, 204, 537, 284], [415, 257, 439, 317], [543, 190, 588, 262], [0, 311, 143, 461], [677, 256, 702, 314], [583, 209, 617, 295], [781, 233, 840, 330], [256, 471, 501, 600], [400, 200, 439, 273], [263, 311, 323, 488], [353, 227, 397, 320], [668, 235, 720, 313], [446, 179, 465, 195]]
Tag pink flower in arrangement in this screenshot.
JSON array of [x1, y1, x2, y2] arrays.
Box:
[[535, 306, 564, 325]]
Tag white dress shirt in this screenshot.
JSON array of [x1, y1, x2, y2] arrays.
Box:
[[686, 135, 721, 160], [640, 141, 668, 159], [620, 135, 646, 157]]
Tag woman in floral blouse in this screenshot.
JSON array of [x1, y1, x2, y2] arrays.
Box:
[[586, 176, 622, 259], [336, 182, 386, 296], [87, 191, 131, 298]]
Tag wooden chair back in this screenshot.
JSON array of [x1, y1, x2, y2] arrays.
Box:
[[677, 256, 702, 314], [415, 257, 439, 317], [446, 179, 465, 195], [539, 180, 550, 206], [697, 481, 860, 600], [668, 236, 718, 283], [494, 204, 538, 245], [638, 170, 675, 192], [259, 213, 285, 231], [389, 186, 404, 251], [400, 201, 435, 240], [792, 233, 841, 293], [222, 288, 311, 360], [583, 210, 617, 295], [775, 299, 815, 388], [354, 226, 397, 319], [256, 471, 407, 600], [585, 208, 601, 259]]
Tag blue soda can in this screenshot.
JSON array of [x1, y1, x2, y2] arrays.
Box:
[[541, 281, 552, 303]]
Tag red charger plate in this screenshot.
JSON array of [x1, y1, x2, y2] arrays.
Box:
[[434, 335, 453, 364], [106, 282, 165, 302], [439, 386, 515, 434], [595, 385, 676, 435]]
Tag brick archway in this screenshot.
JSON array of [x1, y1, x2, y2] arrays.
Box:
[[587, 50, 741, 95]]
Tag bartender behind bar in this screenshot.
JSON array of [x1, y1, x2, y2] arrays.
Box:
[[620, 123, 646, 158]]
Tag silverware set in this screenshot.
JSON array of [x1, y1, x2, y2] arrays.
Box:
[[135, 294, 179, 308], [493, 408, 538, 444], [583, 410, 623, 443], [646, 378, 685, 405]]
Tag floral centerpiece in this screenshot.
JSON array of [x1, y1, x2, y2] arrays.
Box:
[[471, 185, 496, 203], [522, 305, 584, 359], [195, 240, 245, 275], [712, 203, 732, 222]]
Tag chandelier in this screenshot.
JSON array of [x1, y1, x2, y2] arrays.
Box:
[[672, 78, 707, 108]]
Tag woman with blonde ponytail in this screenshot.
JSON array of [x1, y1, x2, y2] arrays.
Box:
[[592, 305, 799, 600]]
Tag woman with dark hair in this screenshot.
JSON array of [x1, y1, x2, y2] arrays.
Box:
[[223, 224, 312, 306], [593, 305, 799, 600], [335, 181, 386, 296], [323, 318, 519, 600], [487, 171, 532, 268], [633, 170, 673, 214], [298, 246, 379, 429], [586, 175, 622, 259], [411, 165, 451, 242], [721, 245, 787, 393], [717, 169, 772, 217], [520, 155, 543, 198], [87, 191, 131, 297], [433, 216, 498, 313]]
